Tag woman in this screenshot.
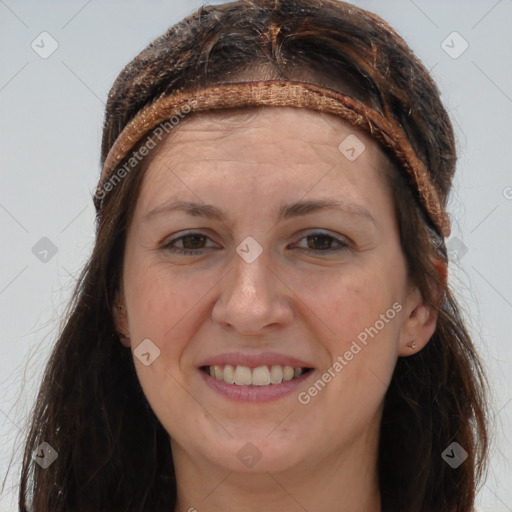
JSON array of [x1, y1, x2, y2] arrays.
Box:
[[17, 0, 489, 510]]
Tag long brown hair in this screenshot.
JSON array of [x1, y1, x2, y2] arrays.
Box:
[[12, 1, 489, 511]]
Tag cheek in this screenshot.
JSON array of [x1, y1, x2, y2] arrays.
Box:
[[290, 260, 404, 347], [126, 262, 206, 346], [291, 258, 405, 408], [122, 261, 210, 435], [125, 248, 405, 355], [295, 267, 404, 417]]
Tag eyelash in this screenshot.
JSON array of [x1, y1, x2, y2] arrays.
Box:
[[160, 231, 350, 256]]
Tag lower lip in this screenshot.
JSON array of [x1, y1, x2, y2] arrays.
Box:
[[199, 369, 314, 402]]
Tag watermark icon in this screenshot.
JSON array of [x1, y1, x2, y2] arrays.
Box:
[[298, 301, 403, 405], [32, 442, 58, 469], [32, 237, 58, 263], [134, 338, 161, 366], [95, 99, 198, 203], [441, 442, 468, 469], [31, 31, 59, 59], [237, 442, 263, 468], [338, 134, 366, 161], [441, 31, 469, 59], [446, 236, 468, 262], [503, 186, 512, 200], [236, 236, 263, 263]]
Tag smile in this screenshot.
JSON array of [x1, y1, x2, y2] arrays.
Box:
[[200, 364, 313, 386]]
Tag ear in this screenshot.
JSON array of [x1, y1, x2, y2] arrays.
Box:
[[113, 289, 131, 347], [398, 286, 438, 356]]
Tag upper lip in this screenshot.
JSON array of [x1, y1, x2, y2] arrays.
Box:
[[199, 351, 315, 369]]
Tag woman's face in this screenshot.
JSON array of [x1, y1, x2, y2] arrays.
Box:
[[117, 107, 434, 476]]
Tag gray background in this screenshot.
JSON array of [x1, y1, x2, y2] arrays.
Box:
[[1, 0, 511, 510]]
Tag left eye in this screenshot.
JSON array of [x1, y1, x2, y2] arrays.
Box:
[[161, 233, 215, 255], [161, 231, 349, 256], [292, 232, 349, 253]]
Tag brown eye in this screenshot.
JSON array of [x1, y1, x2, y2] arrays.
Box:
[[161, 232, 216, 256], [293, 231, 349, 254], [180, 234, 207, 250], [306, 234, 334, 250]]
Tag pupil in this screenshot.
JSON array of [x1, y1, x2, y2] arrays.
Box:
[[308, 235, 331, 250], [184, 235, 205, 249]]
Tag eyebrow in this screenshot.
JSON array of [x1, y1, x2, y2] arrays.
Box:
[[143, 198, 376, 226]]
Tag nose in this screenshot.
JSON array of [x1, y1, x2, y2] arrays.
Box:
[[211, 247, 294, 336]]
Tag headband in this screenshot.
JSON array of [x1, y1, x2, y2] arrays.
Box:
[[96, 80, 451, 238]]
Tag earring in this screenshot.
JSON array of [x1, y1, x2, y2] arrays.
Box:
[[407, 340, 417, 350]]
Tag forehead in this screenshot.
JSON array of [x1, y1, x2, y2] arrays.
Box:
[[147, 106, 386, 171], [134, 106, 392, 215]]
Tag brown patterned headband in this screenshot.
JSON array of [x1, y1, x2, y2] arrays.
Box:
[[95, 80, 451, 238]]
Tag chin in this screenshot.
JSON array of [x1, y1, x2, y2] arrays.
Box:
[[200, 433, 307, 474]]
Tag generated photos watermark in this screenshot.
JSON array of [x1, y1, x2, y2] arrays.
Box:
[[95, 98, 198, 202], [297, 301, 403, 405]]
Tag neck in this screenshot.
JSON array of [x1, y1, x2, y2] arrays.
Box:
[[171, 425, 382, 512]]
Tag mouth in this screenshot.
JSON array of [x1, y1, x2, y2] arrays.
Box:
[[200, 364, 314, 386], [197, 352, 316, 402]]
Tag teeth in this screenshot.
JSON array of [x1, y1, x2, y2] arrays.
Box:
[[223, 364, 235, 384], [234, 365, 252, 385], [213, 365, 223, 380], [282, 365, 294, 381], [269, 365, 283, 384], [206, 364, 308, 386], [252, 366, 270, 386]]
